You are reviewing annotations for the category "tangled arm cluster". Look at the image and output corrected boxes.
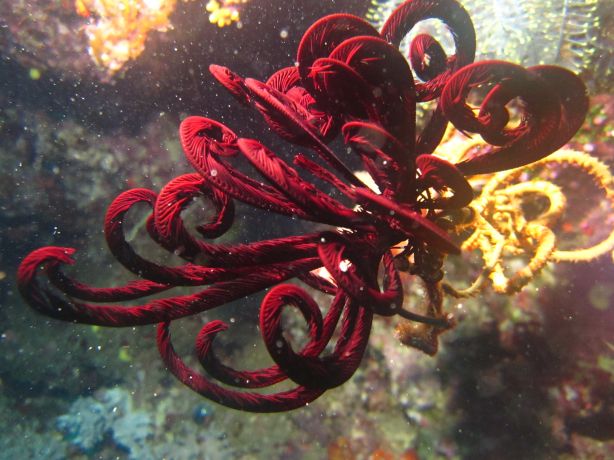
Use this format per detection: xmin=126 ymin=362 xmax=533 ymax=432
xmin=17 ymin=0 xmax=588 ymax=412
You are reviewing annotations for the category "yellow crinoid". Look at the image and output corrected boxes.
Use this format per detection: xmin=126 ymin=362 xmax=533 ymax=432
xmin=441 ymin=147 xmax=614 ymax=297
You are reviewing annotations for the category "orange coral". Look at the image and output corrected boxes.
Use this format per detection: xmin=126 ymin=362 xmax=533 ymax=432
xmin=79 ymin=0 xmax=178 ymax=75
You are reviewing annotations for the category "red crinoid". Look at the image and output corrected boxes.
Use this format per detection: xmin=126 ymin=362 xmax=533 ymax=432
xmin=17 ymin=0 xmax=588 ymax=412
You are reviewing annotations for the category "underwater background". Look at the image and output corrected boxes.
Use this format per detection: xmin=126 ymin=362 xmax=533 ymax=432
xmin=1 ymin=0 xmax=614 ymax=458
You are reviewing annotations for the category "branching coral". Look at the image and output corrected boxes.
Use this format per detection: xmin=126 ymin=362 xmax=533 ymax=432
xmin=442 ymin=149 xmax=614 ymax=297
